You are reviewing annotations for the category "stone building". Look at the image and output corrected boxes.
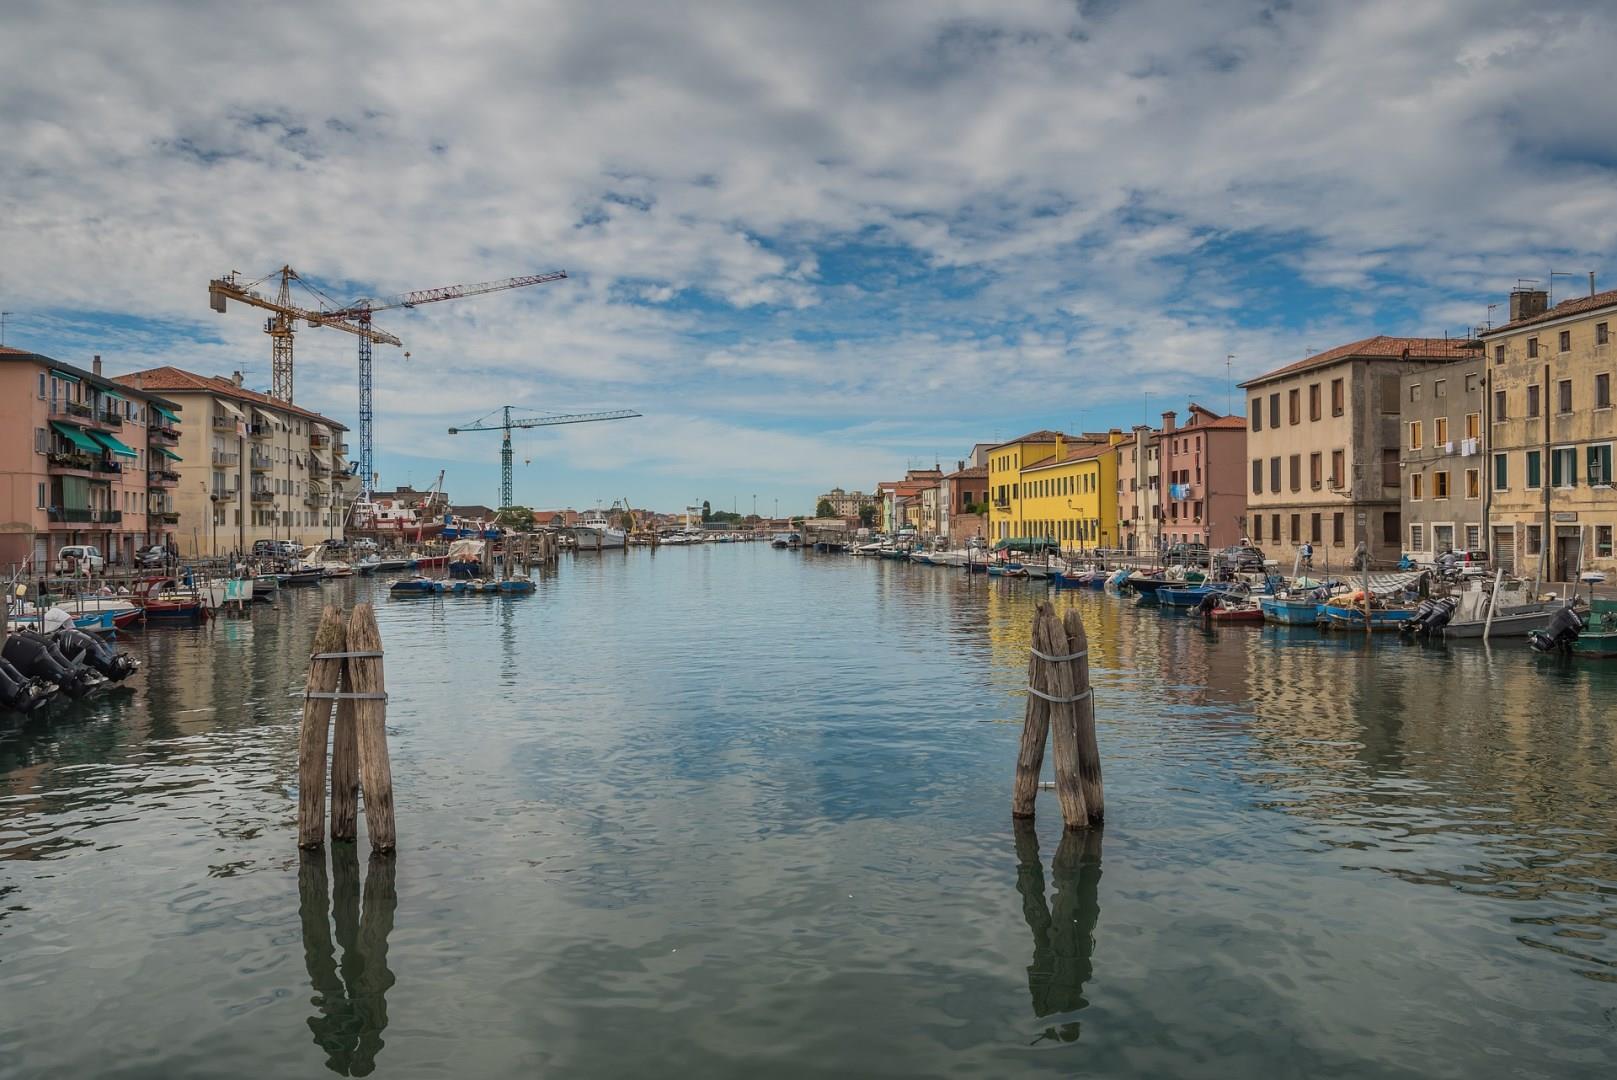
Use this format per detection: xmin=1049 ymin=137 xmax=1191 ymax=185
xmin=1400 ymin=357 xmax=1486 ymax=559
xmin=1156 ymin=404 xmax=1248 ymax=552
xmin=940 ymin=462 xmax=987 ymax=546
xmin=1240 ymin=337 xmax=1471 ymax=568
xmin=1480 ymin=285 xmax=1617 ymax=580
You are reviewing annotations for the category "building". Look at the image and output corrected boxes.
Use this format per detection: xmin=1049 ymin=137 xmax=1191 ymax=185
xmin=1240 ymin=337 xmax=1472 ymax=568
xmin=1113 ymin=425 xmax=1159 ymax=553
xmin=986 ymin=430 xmax=1067 ymax=542
xmin=1157 ymin=404 xmax=1248 ymax=552
xmin=1400 ymin=358 xmax=1486 ymax=560
xmin=1016 ymin=432 xmax=1126 ymax=551
xmin=116 ymin=366 xmax=352 ymax=557
xmin=941 ymin=462 xmax=988 ymax=547
xmin=1480 ymin=285 xmax=1617 ymax=580
xmin=918 ymin=482 xmax=942 ymax=537
xmin=816 ymin=487 xmax=871 ymax=517
xmin=0 ymin=348 xmax=185 ymax=570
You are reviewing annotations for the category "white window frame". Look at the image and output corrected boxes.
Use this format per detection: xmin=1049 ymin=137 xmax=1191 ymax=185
xmin=1432 ymin=521 xmax=1455 ymax=554
xmin=1409 ymin=523 xmax=1426 ymax=552
xmin=1552 ymin=444 xmax=1578 ymax=489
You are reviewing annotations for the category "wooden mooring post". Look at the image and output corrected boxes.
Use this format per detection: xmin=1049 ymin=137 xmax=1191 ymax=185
xmin=297 ymin=603 xmax=396 ymax=852
xmin=1011 ymin=601 xmax=1104 ymax=830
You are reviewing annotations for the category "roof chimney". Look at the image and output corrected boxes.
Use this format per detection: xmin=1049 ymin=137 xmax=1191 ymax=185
xmin=1509 ymin=287 xmax=1548 ymax=322
xmin=232 ymin=371 xmax=245 ymax=388
xmin=92 ymin=354 xmax=102 ymax=376
xmin=1054 ymin=434 xmax=1066 ymax=459
xmin=1161 ymin=410 xmax=1177 ymax=434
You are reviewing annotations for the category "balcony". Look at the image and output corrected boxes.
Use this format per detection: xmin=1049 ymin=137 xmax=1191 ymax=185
xmin=48 ymin=449 xmax=98 ymax=473
xmin=63 ymin=400 xmax=93 ymax=420
xmin=250 ymin=451 xmax=273 ymax=471
xmin=247 ymin=422 xmax=271 ymax=440
xmin=334 ymin=442 xmax=348 ymax=455
xmin=91 ymin=409 xmax=124 ymax=430
xmin=212 ymin=485 xmax=238 ymax=501
xmin=309 ymin=432 xmax=331 ymax=449
xmin=48 ymin=507 xmax=122 ymax=525
xmin=212 ymin=415 xmax=237 ymax=432
xmin=250 ymin=487 xmax=275 ymax=504
xmin=308 ymin=458 xmax=329 ymax=478
xmin=154 ymin=510 xmax=181 ymax=524
xmin=212 ymin=450 xmax=239 ymax=467
xmin=149 ymin=424 xmax=181 ymax=444
xmin=148 ymin=468 xmax=181 ymax=486
xmin=304 ymin=490 xmax=326 ymax=506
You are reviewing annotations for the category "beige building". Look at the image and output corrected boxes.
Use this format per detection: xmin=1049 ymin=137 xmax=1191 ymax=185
xmin=1240 ymin=337 xmax=1472 ymax=569
xmin=1400 ymin=358 xmax=1486 ymax=559
xmin=117 ymin=366 xmax=353 ymax=557
xmin=1112 ymin=425 xmax=1159 ymax=553
xmin=1480 ymin=286 xmax=1617 ymax=580
xmin=816 ymin=487 xmax=870 ymax=517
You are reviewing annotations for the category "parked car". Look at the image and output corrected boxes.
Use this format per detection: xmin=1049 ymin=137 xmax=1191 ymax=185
xmin=135 ymin=544 xmax=169 ymax=568
xmin=252 ymin=539 xmax=280 ymax=557
xmin=1162 ymin=542 xmax=1211 ymax=567
xmin=1217 ymin=545 xmax=1268 ymax=572
xmin=54 ymin=545 xmax=105 ymax=574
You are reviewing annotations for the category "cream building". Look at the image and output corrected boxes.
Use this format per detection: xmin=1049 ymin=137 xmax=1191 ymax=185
xmin=117 ymin=367 xmax=353 ymax=556
xmin=1480 ymin=286 xmax=1617 ymax=580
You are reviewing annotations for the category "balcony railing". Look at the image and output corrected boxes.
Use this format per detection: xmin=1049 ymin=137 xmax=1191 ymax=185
xmin=247 ymin=422 xmax=271 ymax=440
xmin=49 ymin=507 xmax=122 ymax=524
xmin=63 ymin=400 xmax=93 ymax=420
xmin=250 ymin=452 xmax=273 ymax=471
xmin=149 ymin=424 xmax=181 ymax=443
xmin=250 ymin=488 xmax=275 ymax=504
xmin=148 ymin=469 xmax=181 ymax=485
xmin=304 ymin=490 xmax=326 ymax=506
xmin=309 ymin=433 xmax=331 ymax=448
xmin=212 ymin=415 xmax=237 ymax=431
xmin=94 ymin=410 xmax=124 ymax=429
xmin=212 ymin=450 xmax=239 ymax=467
xmin=308 ymin=459 xmax=328 ymax=478
xmin=154 ymin=510 xmax=181 ymax=524
xmin=48 ymin=450 xmax=97 ymax=471
xmin=212 ymin=485 xmax=238 ymax=501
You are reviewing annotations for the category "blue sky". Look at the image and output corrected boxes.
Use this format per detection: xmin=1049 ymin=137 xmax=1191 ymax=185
xmin=3 ymin=0 xmax=1615 ymax=513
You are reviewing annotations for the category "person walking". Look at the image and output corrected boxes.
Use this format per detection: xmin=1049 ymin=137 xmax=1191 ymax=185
xmin=1300 ymin=540 xmax=1314 ymax=570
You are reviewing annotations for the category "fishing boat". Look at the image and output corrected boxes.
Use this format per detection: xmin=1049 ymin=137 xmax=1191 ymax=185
xmin=130 ymin=577 xmax=210 ymax=622
xmin=1408 ymin=577 xmax=1557 ymax=639
xmin=570 ymin=508 xmax=626 ymax=551
xmin=281 ymin=568 xmax=324 ymax=586
xmin=1259 ymin=595 xmax=1325 ymax=625
xmin=390 ymin=576 xmax=447 ymax=595
xmin=374 ymin=557 xmax=415 ymax=573
xmin=1160 ymin=581 xmax=1244 ymax=608
xmin=410 ymin=552 xmax=448 ymax=571
xmin=353 ymin=555 xmax=382 ymax=575
xmin=1571 ymin=598 xmax=1617 ymax=657
xmin=447 ymin=538 xmax=487 ymax=578
xmin=1320 ymin=600 xmax=1417 ymax=631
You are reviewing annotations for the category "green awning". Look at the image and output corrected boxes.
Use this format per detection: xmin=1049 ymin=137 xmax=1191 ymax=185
xmin=50 ymin=421 xmax=99 ymax=453
xmin=87 ymin=429 xmax=138 ymax=458
xmin=157 ymin=447 xmax=183 ymax=462
xmin=101 ymin=387 xmax=126 ymax=401
xmin=51 ymin=369 xmax=81 ymax=384
xmin=152 ymin=403 xmax=181 ymax=424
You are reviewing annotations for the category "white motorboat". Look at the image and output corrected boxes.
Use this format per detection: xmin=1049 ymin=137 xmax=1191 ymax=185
xmin=570 ymin=509 xmax=626 ymax=551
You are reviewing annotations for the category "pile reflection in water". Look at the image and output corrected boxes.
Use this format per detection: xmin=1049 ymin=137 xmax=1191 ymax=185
xmin=298 ymin=847 xmax=397 ymax=1077
xmin=1012 ymin=819 xmax=1102 ymax=1044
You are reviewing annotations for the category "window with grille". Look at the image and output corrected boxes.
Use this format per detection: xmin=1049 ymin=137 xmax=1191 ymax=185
xmin=1410 ymin=524 xmax=1424 ymax=551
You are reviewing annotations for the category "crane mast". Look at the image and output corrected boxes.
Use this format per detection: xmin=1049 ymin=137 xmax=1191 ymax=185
xmin=448 ymin=405 xmax=641 ymax=508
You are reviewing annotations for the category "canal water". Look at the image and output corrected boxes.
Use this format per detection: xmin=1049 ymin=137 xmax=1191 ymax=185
xmin=2 ymin=546 xmax=1615 ymax=1077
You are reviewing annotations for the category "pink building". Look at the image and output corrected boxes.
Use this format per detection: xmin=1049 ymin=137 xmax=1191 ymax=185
xmin=1157 ymin=403 xmax=1248 ymax=551
xmin=0 ymin=348 xmax=184 ymax=571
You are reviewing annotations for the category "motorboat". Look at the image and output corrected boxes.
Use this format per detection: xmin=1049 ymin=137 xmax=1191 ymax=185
xmin=570 ymin=509 xmax=626 ymax=551
xmin=447 ymin=537 xmax=487 ymax=578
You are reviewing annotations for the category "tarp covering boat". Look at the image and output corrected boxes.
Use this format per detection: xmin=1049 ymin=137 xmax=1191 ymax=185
xmin=991 ymin=537 xmax=1060 ymax=553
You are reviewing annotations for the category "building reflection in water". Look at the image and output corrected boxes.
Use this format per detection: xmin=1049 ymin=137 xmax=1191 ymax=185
xmin=1013 ymin=820 xmax=1102 ymax=1044
xmin=298 ymin=846 xmax=397 ymax=1077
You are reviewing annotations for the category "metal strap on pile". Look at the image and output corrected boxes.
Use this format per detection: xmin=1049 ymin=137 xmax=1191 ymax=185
xmin=309 ymin=651 xmax=385 ymax=660
xmin=304 ymin=690 xmax=389 ymax=701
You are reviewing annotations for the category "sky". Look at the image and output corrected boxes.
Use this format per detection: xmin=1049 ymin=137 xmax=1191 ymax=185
xmin=3 ymin=0 xmax=1616 ymax=515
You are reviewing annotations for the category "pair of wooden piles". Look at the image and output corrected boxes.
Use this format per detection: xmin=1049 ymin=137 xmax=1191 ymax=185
xmin=1012 ymin=601 xmax=1104 ymax=830
xmin=534 ymin=531 xmax=560 ymax=569
xmin=298 ymin=603 xmax=395 ymax=852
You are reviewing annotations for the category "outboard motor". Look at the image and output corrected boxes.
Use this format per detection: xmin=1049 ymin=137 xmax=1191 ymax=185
xmin=52 ymin=627 xmax=139 ymax=682
xmin=1528 ymin=603 xmax=1585 ymax=654
xmin=1421 ymin=595 xmax=1459 ymax=634
xmin=0 ymin=654 xmax=52 ymax=713
xmin=1400 ymin=598 xmax=1440 ymax=637
xmin=1 ymin=631 xmax=104 ymax=697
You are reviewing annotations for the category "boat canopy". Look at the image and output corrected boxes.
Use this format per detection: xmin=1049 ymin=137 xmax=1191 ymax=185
xmin=992 ymin=536 xmax=1061 ymax=553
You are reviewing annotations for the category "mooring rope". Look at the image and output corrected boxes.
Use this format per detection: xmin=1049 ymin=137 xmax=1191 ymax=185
xmin=1029 ymin=647 xmax=1088 ymax=663
xmin=1023 ymin=686 xmax=1093 ymax=704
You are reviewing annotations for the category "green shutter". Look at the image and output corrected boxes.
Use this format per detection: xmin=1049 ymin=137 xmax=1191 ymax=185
xmin=1527 ymin=451 xmax=1541 ymax=488
xmin=61 ymin=475 xmax=90 ymax=509
xmin=1589 ymin=445 xmax=1612 ymax=486
xmin=1494 ymin=454 xmax=1508 ymax=491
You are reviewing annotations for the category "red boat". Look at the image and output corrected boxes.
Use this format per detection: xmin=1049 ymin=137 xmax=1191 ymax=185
xmin=131 ymin=577 xmax=210 ymax=622
xmin=412 ymin=554 xmax=448 ymax=571
xmin=1208 ymin=602 xmax=1264 ymax=623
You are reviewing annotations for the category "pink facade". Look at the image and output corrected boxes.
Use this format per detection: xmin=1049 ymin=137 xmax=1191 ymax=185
xmin=1157 ymin=404 xmax=1249 ymax=550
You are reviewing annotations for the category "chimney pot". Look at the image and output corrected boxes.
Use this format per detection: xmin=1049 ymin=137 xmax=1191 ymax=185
xmin=232 ymin=371 xmax=244 ymax=388
xmin=1161 ymin=410 xmax=1177 ymax=434
xmin=92 ymin=354 xmax=102 ymax=376
xmin=1509 ymin=288 xmax=1548 ymax=322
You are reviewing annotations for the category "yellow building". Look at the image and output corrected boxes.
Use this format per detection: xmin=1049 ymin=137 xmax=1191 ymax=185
xmin=986 ymin=429 xmax=1125 ymax=551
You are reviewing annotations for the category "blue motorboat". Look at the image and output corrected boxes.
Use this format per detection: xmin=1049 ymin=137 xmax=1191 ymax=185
xmin=390 ymin=577 xmax=446 ymax=595
xmin=1259 ymin=596 xmax=1324 ymax=625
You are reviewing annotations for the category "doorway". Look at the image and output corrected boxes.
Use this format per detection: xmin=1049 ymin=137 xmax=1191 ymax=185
xmin=1554 ymin=526 xmax=1582 ymax=582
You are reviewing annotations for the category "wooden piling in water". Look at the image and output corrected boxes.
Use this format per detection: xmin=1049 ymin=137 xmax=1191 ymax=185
xmin=330 ymin=687 xmax=360 ymax=842
xmin=1012 ymin=601 xmax=1104 ymax=830
xmin=1062 ymin=609 xmax=1104 ymax=825
xmin=1011 ymin=602 xmax=1054 ymax=818
xmin=297 ymin=606 xmax=348 ymax=849
xmin=1041 ymin=609 xmax=1089 ymax=829
xmin=346 ymin=603 xmax=396 ymax=853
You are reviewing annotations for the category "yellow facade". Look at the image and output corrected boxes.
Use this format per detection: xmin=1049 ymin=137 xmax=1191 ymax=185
xmin=986 ymin=431 xmax=1124 ymax=550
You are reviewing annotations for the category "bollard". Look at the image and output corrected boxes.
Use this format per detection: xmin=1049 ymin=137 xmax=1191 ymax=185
xmin=297 ymin=607 xmax=347 ymax=849
xmin=346 ymin=604 xmax=395 ymax=853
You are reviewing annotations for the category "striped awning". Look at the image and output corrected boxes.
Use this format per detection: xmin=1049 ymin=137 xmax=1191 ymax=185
xmin=214 ymin=397 xmax=245 ymax=420
xmin=50 ymin=421 xmax=98 ymax=452
xmin=88 ymin=429 xmax=138 ymax=458
xmin=253 ymin=406 xmax=277 ymax=426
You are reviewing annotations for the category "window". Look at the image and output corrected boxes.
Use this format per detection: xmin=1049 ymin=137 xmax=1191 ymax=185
xmin=1408 ymin=421 xmax=1423 ymax=450
xmin=1558 ymin=379 xmax=1572 ymax=413
xmin=36 ymin=483 xmax=46 ymax=509
xmin=1251 ymin=459 xmax=1263 ymax=494
xmin=1527 ymin=336 xmax=1539 ymax=358
xmin=1589 ymin=444 xmax=1613 ymax=486
xmin=1288 ymin=388 xmax=1300 ymax=425
xmin=1525 ymin=525 xmax=1542 ymax=556
xmin=1409 ymin=383 xmax=1422 ymax=403
xmin=1331 ymin=378 xmax=1344 ymax=416
xmin=1598 ymin=525 xmax=1614 ymax=559
xmin=1559 ymin=330 xmax=1571 ymax=352
xmin=1289 ymin=454 xmax=1301 ymax=492
xmin=1434 ymin=471 xmax=1449 ymax=499
xmin=1526 ymin=450 xmax=1541 ymax=489
xmin=34 ymin=427 xmax=47 ymax=454
xmin=1309 ymin=383 xmax=1321 ymax=421
xmin=1270 ymin=457 xmax=1281 ymax=493
xmin=1410 ymin=523 xmax=1425 ymax=552
xmin=1253 ymin=516 xmax=1263 ymax=542
xmin=1310 ymin=452 xmax=1322 ymax=490
xmin=1333 ymin=512 xmax=1344 ymax=545
xmin=37 ymin=373 xmax=46 ymax=399
xmin=1551 ymin=446 xmax=1577 ymax=488
xmin=1465 ymin=469 xmax=1479 ymax=499
xmin=1290 ymin=513 xmax=1300 ymax=543
xmin=1251 ymin=399 xmax=1262 ymax=432
xmin=1465 ymin=412 xmax=1480 ymax=440
xmin=1599 ymin=373 xmax=1612 ymax=409
xmin=1409 ymin=473 xmax=1423 ymax=500
xmin=1494 ymin=389 xmax=1507 ymax=419
xmin=1269 ymin=393 xmax=1280 ymax=428
xmin=1527 ymin=384 xmax=1541 ymax=417
xmin=1466 ymin=524 xmax=1480 ymax=550
xmin=1434 ymin=379 xmax=1446 ymax=398
xmin=1310 ymin=512 xmax=1321 ymax=543
xmin=1435 ymin=417 xmax=1448 ymax=445
xmin=1434 ymin=524 xmax=1454 ymax=553
xmin=1494 ymin=344 xmax=1505 ymax=365
xmin=1598 ymin=323 xmax=1609 ymax=346
xmin=1383 ymin=511 xmax=1401 ymax=544
xmin=1331 ymin=449 xmax=1345 ymax=488
xmin=1270 ymin=513 xmax=1280 ymax=542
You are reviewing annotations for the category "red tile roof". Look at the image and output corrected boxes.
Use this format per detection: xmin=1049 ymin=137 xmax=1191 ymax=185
xmin=1484 ymin=288 xmax=1617 ymax=334
xmin=116 ymin=366 xmax=349 ymax=430
xmin=1021 ymin=438 xmax=1114 ymax=471
xmin=1175 ymin=403 xmax=1247 ymax=430
xmin=944 ymin=465 xmax=988 ymax=479
xmin=986 ymin=429 xmax=1070 ymax=450
xmin=1239 ymin=336 xmax=1474 ymax=388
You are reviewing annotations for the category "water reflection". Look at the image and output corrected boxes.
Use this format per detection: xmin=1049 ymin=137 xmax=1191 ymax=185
xmin=1012 ymin=820 xmax=1103 ymax=1043
xmin=298 ymin=847 xmax=397 ymax=1077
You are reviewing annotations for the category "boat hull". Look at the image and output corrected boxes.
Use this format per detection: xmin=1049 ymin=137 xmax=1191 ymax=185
xmin=1260 ymin=597 xmax=1324 ymax=625
xmin=1433 ymin=608 xmax=1555 ymax=639
xmin=1322 ymin=606 xmax=1415 ymax=630
xmin=571 ymin=527 xmax=626 ymax=551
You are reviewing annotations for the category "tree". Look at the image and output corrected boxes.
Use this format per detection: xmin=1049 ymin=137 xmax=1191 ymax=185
xmin=816 ymin=498 xmax=835 ymax=518
xmin=495 ymin=505 xmax=534 ymax=531
xmin=857 ymin=504 xmax=876 ymax=528
xmin=701 ymin=500 xmax=711 ymax=522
